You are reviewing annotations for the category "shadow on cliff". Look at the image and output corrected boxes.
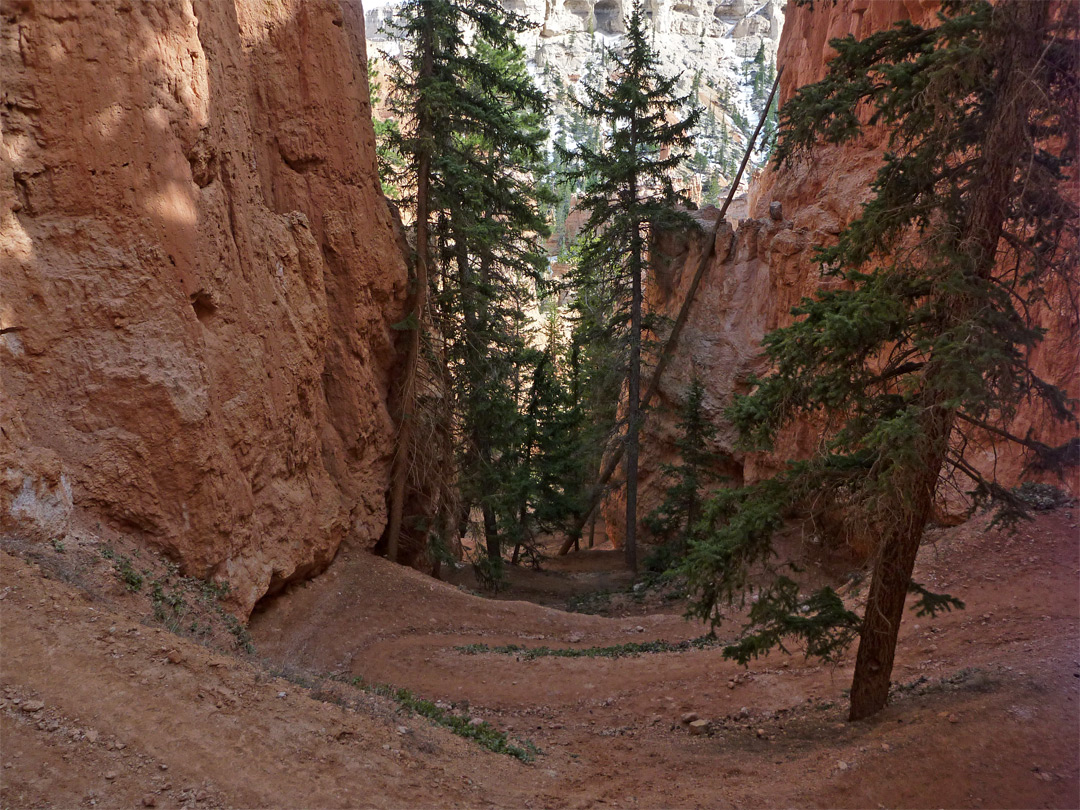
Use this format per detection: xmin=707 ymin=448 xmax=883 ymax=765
xmin=2 ymin=0 xmax=408 ymax=615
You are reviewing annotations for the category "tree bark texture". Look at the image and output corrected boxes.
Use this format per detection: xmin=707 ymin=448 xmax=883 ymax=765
xmin=386 ymin=15 xmax=434 ymax=563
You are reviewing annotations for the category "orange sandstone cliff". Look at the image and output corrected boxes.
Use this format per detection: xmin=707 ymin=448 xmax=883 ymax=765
xmin=605 ymin=0 xmax=1079 ymax=548
xmin=1 ymin=0 xmax=407 ymax=614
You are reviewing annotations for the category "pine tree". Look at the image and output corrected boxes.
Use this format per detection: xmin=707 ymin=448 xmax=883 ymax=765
xmin=684 ymin=0 xmax=1078 ymax=720
xmin=644 ymin=377 xmax=726 ymax=571
xmin=564 ymin=0 xmax=701 ymax=571
xmin=439 ymin=39 xmax=551 ymax=577
xmin=383 ymin=0 xmax=551 ymax=568
xmin=367 ymin=57 xmax=404 ymax=198
xmin=518 ymin=336 xmax=589 ymax=558
xmin=747 ymin=42 xmax=769 ymax=107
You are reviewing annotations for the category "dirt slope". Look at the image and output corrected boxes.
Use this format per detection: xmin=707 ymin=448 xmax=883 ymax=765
xmin=3 ymin=508 xmax=1078 ymax=808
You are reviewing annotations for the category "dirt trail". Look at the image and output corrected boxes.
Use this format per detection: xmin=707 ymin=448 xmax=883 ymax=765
xmin=2 ymin=510 xmax=1078 ymax=808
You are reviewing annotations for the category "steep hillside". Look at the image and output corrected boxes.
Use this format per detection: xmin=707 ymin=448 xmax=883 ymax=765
xmin=367 ymin=0 xmax=786 ymax=210
xmin=367 ymin=0 xmax=785 ymax=98
xmin=0 ymin=0 xmax=407 ymax=615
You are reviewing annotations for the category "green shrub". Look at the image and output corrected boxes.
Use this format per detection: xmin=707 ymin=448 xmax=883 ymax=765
xmin=115 ymin=557 xmax=143 ymax=592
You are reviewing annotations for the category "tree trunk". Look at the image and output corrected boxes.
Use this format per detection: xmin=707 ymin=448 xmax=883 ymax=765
xmin=625 ymin=146 xmax=642 ymax=573
xmin=848 ymin=409 xmax=952 ymax=720
xmin=483 ymin=504 xmax=500 ymax=562
xmin=682 ymin=485 xmax=698 ymax=555
xmin=456 ymin=499 xmax=471 ymax=542
xmin=385 ymin=12 xmax=434 ymax=564
xmin=625 ymin=244 xmax=641 ymax=573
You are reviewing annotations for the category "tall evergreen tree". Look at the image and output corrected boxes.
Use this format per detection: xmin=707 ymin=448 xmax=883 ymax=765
xmin=439 ymin=36 xmax=550 ymax=572
xmin=557 ymin=236 xmax=628 ymax=552
xmin=383 ymin=0 xmax=550 ymax=566
xmin=645 ymin=376 xmax=726 ymax=566
xmin=564 ymin=0 xmax=701 ymax=572
xmin=684 ymin=0 xmax=1078 ymax=720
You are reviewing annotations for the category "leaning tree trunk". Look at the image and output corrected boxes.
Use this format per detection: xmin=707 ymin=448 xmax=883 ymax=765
xmin=848 ymin=408 xmax=953 ymax=720
xmin=556 ymin=69 xmax=782 ymax=557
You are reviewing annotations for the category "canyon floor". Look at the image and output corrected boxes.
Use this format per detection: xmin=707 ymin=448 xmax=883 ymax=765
xmin=1 ymin=508 xmax=1078 ymax=809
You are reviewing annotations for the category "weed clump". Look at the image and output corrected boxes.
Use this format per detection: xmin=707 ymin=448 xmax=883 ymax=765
xmin=342 ymin=676 xmax=538 ymax=762
xmin=115 ymin=556 xmax=143 ymax=592
xmin=456 ymin=636 xmax=720 ymax=660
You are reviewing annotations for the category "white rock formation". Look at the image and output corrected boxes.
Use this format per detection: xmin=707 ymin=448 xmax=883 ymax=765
xmin=367 ymin=0 xmax=786 ymax=168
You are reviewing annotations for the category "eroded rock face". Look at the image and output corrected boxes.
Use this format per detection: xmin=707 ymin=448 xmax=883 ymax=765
xmin=606 ymin=0 xmax=1078 ymax=548
xmin=517 ymin=0 xmax=785 ymax=104
xmin=368 ymin=0 xmax=786 ymax=193
xmin=1 ymin=0 xmax=407 ymax=614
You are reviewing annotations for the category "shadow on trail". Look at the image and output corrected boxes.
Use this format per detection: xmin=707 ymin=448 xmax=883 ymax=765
xmin=442 ymin=542 xmax=649 ymax=614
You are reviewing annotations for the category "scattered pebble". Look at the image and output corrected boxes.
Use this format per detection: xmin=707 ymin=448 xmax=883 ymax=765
xmin=836 ymin=761 xmax=849 ymax=772
xmin=20 ymin=701 xmax=44 ymax=713
xmin=680 ymin=712 xmax=699 ymax=725
xmin=689 ymin=720 xmax=709 ymax=736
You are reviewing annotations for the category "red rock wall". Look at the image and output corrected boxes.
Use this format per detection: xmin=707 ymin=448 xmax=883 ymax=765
xmin=1 ymin=0 xmax=407 ymax=614
xmin=748 ymin=0 xmax=1078 ymax=493
xmin=606 ymin=0 xmax=1078 ymax=548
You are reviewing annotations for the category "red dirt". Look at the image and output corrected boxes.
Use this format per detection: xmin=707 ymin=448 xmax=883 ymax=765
xmin=2 ymin=509 xmax=1078 ymax=808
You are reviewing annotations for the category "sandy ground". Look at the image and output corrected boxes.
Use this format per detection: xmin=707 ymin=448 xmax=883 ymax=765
xmin=2 ymin=508 xmax=1078 ymax=808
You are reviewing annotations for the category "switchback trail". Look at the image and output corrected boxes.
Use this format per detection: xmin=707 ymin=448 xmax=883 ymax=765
xmin=2 ymin=510 xmax=1077 ymax=808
